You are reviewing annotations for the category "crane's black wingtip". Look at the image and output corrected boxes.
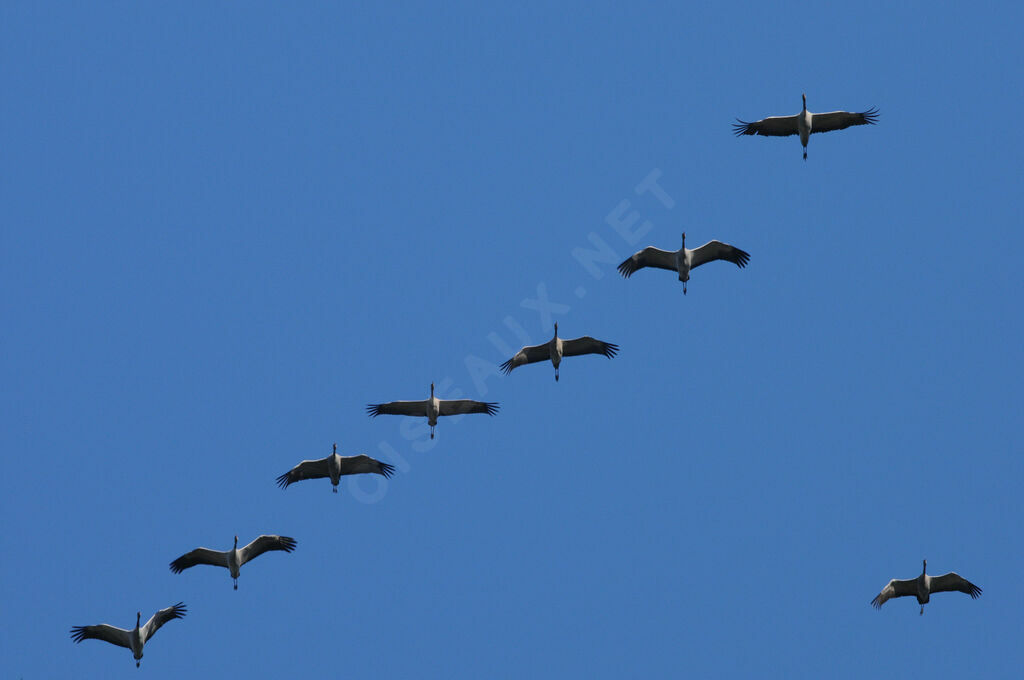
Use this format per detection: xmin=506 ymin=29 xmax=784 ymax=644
xmin=366 ymin=404 xmax=381 ymax=417
xmin=616 ymin=260 xmax=634 ymax=278
xmin=499 ymin=358 xmax=514 ymax=375
xmin=605 ymin=342 xmax=619 ymax=358
xmin=379 ymin=462 xmax=396 ymax=478
xmin=275 ymin=472 xmax=292 ymax=489
xmin=279 ymin=536 xmax=297 ymax=552
xmin=732 ymin=119 xmax=754 ymax=136
xmin=70 ymin=626 xmax=86 ymax=642
xmin=484 ymin=402 xmax=500 ymax=416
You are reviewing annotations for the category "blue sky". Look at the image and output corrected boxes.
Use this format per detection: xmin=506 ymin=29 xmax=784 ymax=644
xmin=3 ymin=2 xmax=1023 ymax=677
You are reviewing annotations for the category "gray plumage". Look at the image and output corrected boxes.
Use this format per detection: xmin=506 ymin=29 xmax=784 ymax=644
xmin=500 ymin=323 xmax=618 ymax=381
xmin=367 ymin=382 xmax=499 ymax=439
xmin=871 ymin=560 xmax=982 ymax=614
xmin=734 ymin=93 xmax=878 ymax=159
xmin=277 ymin=443 xmax=395 ymax=493
xmin=70 ymin=602 xmax=186 ymax=667
xmin=170 ymin=535 xmax=296 ymax=589
xmin=618 ymin=232 xmax=749 ymax=294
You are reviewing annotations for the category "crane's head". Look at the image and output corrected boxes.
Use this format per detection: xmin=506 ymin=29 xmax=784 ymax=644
xmin=430 ymin=382 xmax=435 ymax=395
xmin=554 ymin=322 xmax=558 ymax=334
xmin=681 ymin=232 xmax=686 ymax=246
xmin=802 ymin=93 xmax=806 ymax=104
xmin=332 ymin=443 xmax=337 ymax=454
xmin=234 ymin=535 xmax=239 ymax=548
xmin=922 ymin=558 xmax=927 ymax=572
xmin=136 ymin=611 xmax=141 ymax=625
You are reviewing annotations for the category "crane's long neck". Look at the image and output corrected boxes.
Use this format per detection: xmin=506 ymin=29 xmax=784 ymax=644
xmin=802 ymin=93 xmax=807 ymax=112
xmin=922 ymin=559 xmax=927 ymax=575
xmin=134 ymin=613 xmax=143 ymax=666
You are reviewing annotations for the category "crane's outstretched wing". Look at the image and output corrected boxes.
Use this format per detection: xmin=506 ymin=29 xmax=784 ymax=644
xmin=810 ymin=108 xmax=878 ymax=134
xmin=500 ymin=343 xmax=550 ymax=374
xmin=871 ymin=578 xmax=918 ymax=608
xmin=617 ymin=247 xmax=676 ymax=278
xmin=70 ymin=623 xmax=132 ymax=649
xmin=689 ymin=241 xmax=750 ymax=270
xmin=170 ymin=547 xmax=229 ymax=573
xmin=340 ymin=454 xmax=395 ymax=478
xmin=239 ymin=535 xmax=297 ymax=566
xmin=929 ymin=573 xmax=982 ymax=599
xmin=438 ymin=400 xmax=499 ymax=417
xmin=140 ymin=602 xmax=187 ymax=643
xmin=732 ymin=115 xmax=800 ymax=137
xmin=561 ymin=337 xmax=619 ymax=360
xmin=277 ymin=457 xmax=331 ymax=488
xmin=366 ymin=400 xmax=428 ymax=417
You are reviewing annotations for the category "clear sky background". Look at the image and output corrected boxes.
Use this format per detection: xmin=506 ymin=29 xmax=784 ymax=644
xmin=3 ymin=2 xmax=1022 ymax=678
